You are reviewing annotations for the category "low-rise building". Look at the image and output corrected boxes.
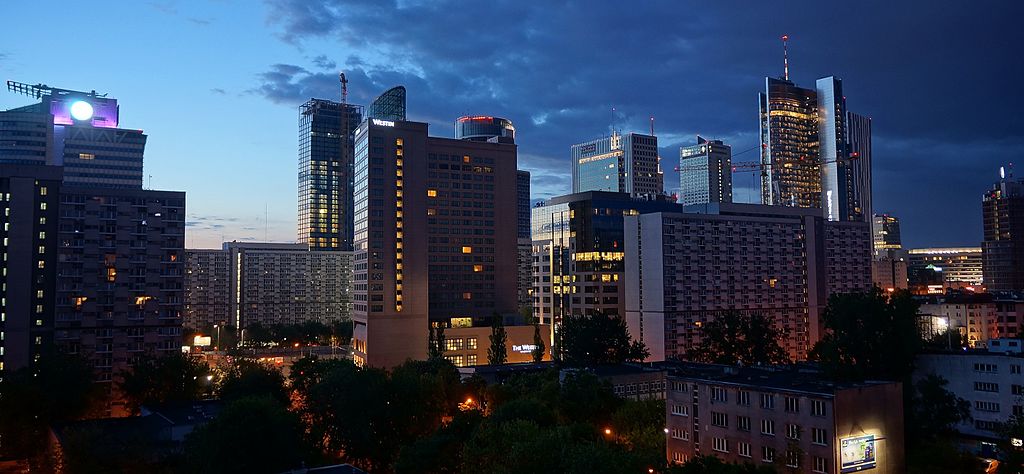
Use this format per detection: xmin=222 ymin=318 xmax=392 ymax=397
xmin=665 ymin=362 xmax=904 ymax=473
xmin=442 ymin=323 xmax=551 ymax=367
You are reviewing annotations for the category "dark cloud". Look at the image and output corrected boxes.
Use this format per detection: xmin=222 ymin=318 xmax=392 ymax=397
xmin=258 ymin=0 xmax=1024 ymax=247
xmin=210 ymin=87 xmax=227 ymax=95
xmin=310 ymin=55 xmax=337 ymax=70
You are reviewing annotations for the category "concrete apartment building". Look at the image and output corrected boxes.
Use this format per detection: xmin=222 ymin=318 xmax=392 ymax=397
xmin=183 ymin=243 xmax=352 ymax=331
xmin=351 ymin=117 xmax=519 ymax=368
xmin=665 ymin=362 xmax=904 ymax=473
xmin=983 ymin=174 xmax=1024 ymax=293
xmin=624 ymin=203 xmax=872 ymax=361
xmin=918 ymin=293 xmax=1024 ymax=346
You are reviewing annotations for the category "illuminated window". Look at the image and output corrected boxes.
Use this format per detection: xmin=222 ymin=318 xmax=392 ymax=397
xmin=106 ymin=267 xmax=117 ymax=282
xmin=462 ymin=292 xmax=472 ymax=300
xmin=466 ymin=337 xmax=478 ymax=349
xmin=473 ymin=264 xmax=483 ymax=272
xmin=396 ymin=138 xmax=403 ymax=146
xmin=427 ymin=208 xmax=436 ymax=216
xmin=463 ymin=155 xmax=471 ymax=163
xmin=427 ymin=189 xmax=437 ymax=197
xmin=462 ymin=246 xmax=472 ymax=254
xmin=79 ymin=153 xmax=95 ymax=160
xmin=74 ymin=296 xmax=87 ymax=310
xmin=39 ymin=187 xmax=47 ymax=196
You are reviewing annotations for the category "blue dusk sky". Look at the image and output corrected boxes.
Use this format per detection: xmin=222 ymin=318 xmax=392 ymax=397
xmin=1 ymin=1 xmax=1021 ymax=248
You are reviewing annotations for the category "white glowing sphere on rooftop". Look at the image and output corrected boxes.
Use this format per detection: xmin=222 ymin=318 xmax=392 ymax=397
xmin=70 ymin=100 xmax=94 ymax=121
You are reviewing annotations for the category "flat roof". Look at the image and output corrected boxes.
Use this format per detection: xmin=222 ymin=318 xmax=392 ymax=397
xmin=657 ymin=361 xmax=894 ymax=397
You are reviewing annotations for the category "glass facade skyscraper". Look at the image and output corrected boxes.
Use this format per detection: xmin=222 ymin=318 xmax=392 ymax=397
xmin=298 ymin=98 xmax=363 ymax=251
xmin=678 ymin=136 xmax=732 ymax=206
xmin=366 ymin=86 xmax=407 ymax=121
xmin=983 ymin=175 xmax=1024 ymax=292
xmin=571 ymin=132 xmax=662 ymax=198
xmin=759 ymin=77 xmax=819 ymax=208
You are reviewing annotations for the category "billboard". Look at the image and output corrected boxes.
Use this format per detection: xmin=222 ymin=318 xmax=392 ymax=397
xmin=193 ymin=335 xmax=212 ymax=347
xmin=840 ymin=434 xmax=876 ymax=472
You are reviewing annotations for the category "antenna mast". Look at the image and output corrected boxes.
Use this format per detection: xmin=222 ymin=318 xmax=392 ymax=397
xmin=782 ymin=35 xmax=790 ymax=80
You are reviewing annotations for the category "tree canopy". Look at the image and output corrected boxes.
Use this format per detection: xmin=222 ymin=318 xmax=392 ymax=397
xmin=690 ymin=311 xmax=789 ymax=366
xmin=558 ymin=313 xmax=649 ymax=366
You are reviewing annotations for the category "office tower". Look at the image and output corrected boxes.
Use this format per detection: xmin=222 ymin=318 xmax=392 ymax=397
xmin=351 ymin=116 xmax=519 ymax=367
xmin=872 ymin=214 xmax=902 ymax=255
xmin=298 ymin=98 xmax=364 ymax=251
xmin=55 ymin=186 xmax=185 ymax=416
xmin=759 ymin=77 xmax=819 ymax=208
xmin=847 ymin=111 xmax=873 ymax=222
xmin=817 ymin=77 xmax=852 ymax=221
xmin=455 ymin=116 xmax=516 ymax=143
xmin=183 ymin=243 xmax=352 ymax=331
xmin=624 ymin=203 xmax=872 ymax=361
xmin=531 ymin=192 xmax=680 ymax=336
xmin=571 ymin=131 xmax=662 ymax=198
xmin=678 ymin=136 xmax=732 ymax=206
xmin=907 ymin=247 xmax=984 ymax=294
xmin=4 ymin=81 xmax=145 ymax=188
xmin=665 ymin=362 xmax=905 ymax=472
xmin=516 ymin=170 xmax=532 ymax=310
xmin=983 ymin=172 xmax=1024 ymax=292
xmin=366 ymin=86 xmax=407 ymax=121
xmin=0 ymin=165 xmax=61 ymax=375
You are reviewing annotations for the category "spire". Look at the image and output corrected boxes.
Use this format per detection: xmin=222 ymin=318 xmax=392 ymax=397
xmin=782 ymin=35 xmax=790 ymax=80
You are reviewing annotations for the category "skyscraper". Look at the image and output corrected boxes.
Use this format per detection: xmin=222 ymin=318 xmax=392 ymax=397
xmin=572 ymin=132 xmax=662 ymax=198
xmin=983 ymin=171 xmax=1024 ymax=292
xmin=366 ymin=86 xmax=407 ymax=121
xmin=351 ymin=114 xmax=519 ymax=367
xmin=847 ymin=111 xmax=873 ymax=222
xmin=455 ymin=116 xmax=515 ymax=143
xmin=817 ymin=77 xmax=872 ymax=222
xmin=873 ymin=214 xmax=902 ymax=255
xmin=678 ymin=136 xmax=732 ymax=206
xmin=516 ymin=170 xmax=532 ymax=310
xmin=759 ymin=76 xmax=819 ymax=208
xmin=298 ymin=98 xmax=363 ymax=251
xmin=3 ymin=81 xmax=146 ymax=189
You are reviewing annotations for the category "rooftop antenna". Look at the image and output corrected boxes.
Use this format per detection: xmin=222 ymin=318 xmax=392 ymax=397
xmin=649 ymin=116 xmax=655 ymax=136
xmin=782 ymin=35 xmax=790 ymax=80
xmin=147 ymin=174 xmax=152 ymax=189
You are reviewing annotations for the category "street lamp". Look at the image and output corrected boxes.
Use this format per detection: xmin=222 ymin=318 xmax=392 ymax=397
xmin=214 ymin=324 xmax=221 ymax=349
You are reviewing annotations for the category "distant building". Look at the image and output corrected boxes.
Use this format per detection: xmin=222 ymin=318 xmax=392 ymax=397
xmin=55 ymin=185 xmax=186 ymax=416
xmin=872 ymin=214 xmax=902 ymax=255
xmin=351 ymin=114 xmax=519 ymax=368
xmin=678 ymin=136 xmax=732 ymax=206
xmin=298 ymin=98 xmax=364 ymax=251
xmin=918 ymin=293 xmax=1024 ymax=347
xmin=3 ymin=81 xmax=146 ymax=189
xmin=183 ymin=243 xmax=352 ymax=332
xmin=441 ymin=323 xmax=552 ymax=367
xmin=759 ymin=77 xmax=820 ymax=208
xmin=664 ymin=361 xmax=904 ymax=473
xmin=571 ymin=132 xmax=662 ymax=199
xmin=872 ymin=256 xmax=909 ymax=292
xmin=516 ymin=170 xmax=532 ymax=310
xmin=625 ymin=203 xmax=872 ymax=361
xmin=983 ymin=172 xmax=1024 ymax=293
xmin=366 ymin=86 xmax=406 ymax=122
xmin=454 ymin=116 xmax=515 ymax=143
xmin=0 ymin=165 xmax=61 ymax=375
xmin=907 ymin=247 xmax=984 ymax=293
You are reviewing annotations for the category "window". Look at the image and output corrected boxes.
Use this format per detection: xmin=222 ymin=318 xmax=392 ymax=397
xmin=671 ymin=452 xmax=687 ymax=464
xmin=762 ymin=446 xmax=775 ymax=463
xmin=737 ymin=390 xmax=751 ymax=406
xmin=670 ymin=428 xmax=689 ymax=440
xmin=761 ymin=419 xmax=775 ymax=435
xmin=712 ymin=437 xmax=729 ymax=453
xmin=671 ymin=404 xmax=689 ymax=417
xmin=976 ymin=420 xmax=1000 ymax=431
xmin=813 ymin=456 xmax=828 ymax=473
xmin=711 ymin=386 xmax=727 ymax=402
xmin=786 ymin=423 xmax=801 ymax=440
xmin=467 ymin=355 xmax=478 ymax=365
xmin=811 ymin=399 xmax=826 ymax=417
xmin=672 ymin=381 xmax=688 ymax=392
xmin=975 ymin=401 xmax=1001 ymax=412
xmin=975 ymin=382 xmax=1000 ymax=392
xmin=760 ymin=393 xmax=775 ymax=409
xmin=1013 ymin=384 xmax=1024 ymax=395
xmin=444 ymin=338 xmax=463 ymax=351
xmin=812 ymin=427 xmax=827 ymax=445
xmin=1013 ymin=364 xmax=1022 ymax=375
xmin=466 ymin=337 xmax=478 ymax=350
xmin=462 ymin=246 xmax=473 ymax=254
xmin=427 ymin=189 xmax=437 ymax=197
xmin=786 ymin=450 xmax=800 ymax=468
xmin=738 ymin=442 xmax=751 ymax=458
xmin=974 ymin=363 xmax=998 ymax=373
xmin=711 ymin=411 xmax=728 ymax=428
xmin=737 ymin=415 xmax=751 ymax=432
xmin=784 ymin=396 xmax=799 ymax=413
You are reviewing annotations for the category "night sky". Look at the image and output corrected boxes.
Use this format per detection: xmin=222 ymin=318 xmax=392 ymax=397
xmin=1 ymin=1 xmax=1021 ymax=248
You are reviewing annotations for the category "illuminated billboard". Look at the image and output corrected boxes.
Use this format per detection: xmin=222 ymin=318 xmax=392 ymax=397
xmin=840 ymin=434 xmax=876 ymax=472
xmin=193 ymin=335 xmax=212 ymax=347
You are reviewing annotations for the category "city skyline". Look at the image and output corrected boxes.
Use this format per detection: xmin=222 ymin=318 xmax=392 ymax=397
xmin=1 ymin=1 xmax=1021 ymax=249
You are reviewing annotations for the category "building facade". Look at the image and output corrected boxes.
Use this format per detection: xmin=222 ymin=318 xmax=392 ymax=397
xmin=298 ymin=98 xmax=364 ymax=251
xmin=366 ymin=86 xmax=407 ymax=122
xmin=0 ymin=165 xmax=61 ymax=375
xmin=441 ymin=324 xmax=551 ymax=367
xmin=454 ymin=116 xmax=515 ymax=143
xmin=183 ymin=243 xmax=352 ymax=332
xmin=678 ymin=136 xmax=732 ymax=206
xmin=907 ymin=247 xmax=984 ymax=293
xmin=759 ymin=77 xmax=820 ymax=208
xmin=872 ymin=214 xmax=902 ymax=256
xmin=571 ymin=132 xmax=662 ymax=199
xmin=983 ymin=174 xmax=1024 ymax=293
xmin=55 ymin=186 xmax=186 ymax=416
xmin=665 ymin=362 xmax=905 ymax=473
xmin=351 ymin=116 xmax=519 ymax=367
xmin=517 ymin=170 xmax=532 ymax=310
xmin=624 ymin=203 xmax=872 ymax=361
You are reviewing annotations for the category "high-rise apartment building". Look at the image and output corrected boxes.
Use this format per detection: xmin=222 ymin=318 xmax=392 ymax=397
xmin=624 ymin=203 xmax=872 ymax=361
xmin=3 ymin=81 xmax=146 ymax=189
xmin=572 ymin=132 xmax=662 ymax=198
xmin=351 ymin=116 xmax=519 ymax=367
xmin=55 ymin=186 xmax=186 ymax=415
xmin=183 ymin=243 xmax=352 ymax=331
xmin=0 ymin=165 xmax=61 ymax=375
xmin=759 ymin=77 xmax=819 ymax=208
xmin=516 ymin=170 xmax=532 ymax=310
xmin=678 ymin=136 xmax=732 ymax=206
xmin=298 ymin=98 xmax=364 ymax=251
xmin=983 ymin=173 xmax=1024 ymax=293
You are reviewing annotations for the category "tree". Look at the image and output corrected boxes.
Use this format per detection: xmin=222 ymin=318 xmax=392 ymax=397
xmin=997 ymin=416 xmax=1024 ymax=473
xmin=118 ymin=352 xmax=211 ymax=414
xmin=666 ymin=455 xmax=778 ymax=473
xmin=184 ymin=396 xmax=313 ymax=473
xmin=691 ymin=311 xmax=789 ymax=365
xmin=532 ymin=322 xmax=546 ymax=363
xmin=907 ymin=374 xmax=971 ymax=442
xmin=559 ymin=313 xmax=649 ymax=367
xmin=488 ymin=315 xmax=508 ymax=365
xmin=220 ymin=359 xmax=289 ymax=405
xmin=810 ymin=288 xmax=920 ymax=381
